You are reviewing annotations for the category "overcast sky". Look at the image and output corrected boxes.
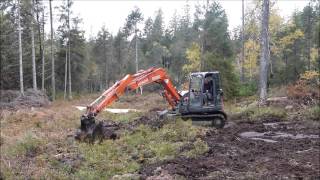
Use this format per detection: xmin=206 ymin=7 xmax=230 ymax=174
xmin=48 ymin=0 xmax=309 ymax=39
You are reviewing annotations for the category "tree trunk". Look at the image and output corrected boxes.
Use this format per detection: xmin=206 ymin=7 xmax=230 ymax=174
xmin=307 ymin=2 xmax=311 ymax=70
xmin=49 ymin=0 xmax=55 ymax=100
xmin=31 ymin=0 xmax=37 ymax=90
xmin=135 ymin=25 xmax=142 ymax=94
xmin=18 ymin=0 xmax=24 ymax=95
xmin=35 ymin=0 xmax=44 ymax=91
xmin=104 ymin=39 xmax=108 ymax=89
xmin=67 ymin=0 xmax=72 ymax=99
xmin=240 ymin=0 xmax=245 ymax=82
xmin=259 ymin=0 xmax=270 ymax=105
xmin=41 ymin=10 xmax=45 ymax=91
xmin=64 ymin=48 xmax=67 ymax=99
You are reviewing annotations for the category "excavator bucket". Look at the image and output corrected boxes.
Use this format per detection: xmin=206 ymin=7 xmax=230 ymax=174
xmin=80 ymin=115 xmax=96 ymax=132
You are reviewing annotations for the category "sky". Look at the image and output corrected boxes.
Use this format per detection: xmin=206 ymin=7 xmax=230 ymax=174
xmin=48 ymin=0 xmax=309 ymax=39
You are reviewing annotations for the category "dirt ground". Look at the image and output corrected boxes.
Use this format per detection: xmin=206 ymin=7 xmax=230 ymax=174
xmin=140 ymin=119 xmax=320 ymax=179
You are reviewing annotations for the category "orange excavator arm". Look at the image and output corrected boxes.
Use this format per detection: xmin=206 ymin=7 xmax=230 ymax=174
xmin=84 ymin=67 xmax=181 ymax=118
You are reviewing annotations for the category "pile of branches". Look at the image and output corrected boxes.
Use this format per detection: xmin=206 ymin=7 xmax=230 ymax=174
xmin=0 ymin=89 xmax=50 ymax=110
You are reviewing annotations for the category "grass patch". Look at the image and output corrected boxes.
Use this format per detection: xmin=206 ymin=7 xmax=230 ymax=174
xmin=75 ymin=119 xmax=201 ymax=179
xmin=233 ymin=106 xmax=287 ymax=121
xmin=304 ymin=105 xmax=320 ymax=121
xmin=8 ymin=133 xmax=44 ymax=157
xmin=183 ymin=138 xmax=209 ymax=158
xmin=98 ymin=111 xmax=143 ymax=123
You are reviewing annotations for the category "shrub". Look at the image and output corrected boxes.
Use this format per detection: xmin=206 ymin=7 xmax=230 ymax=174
xmin=238 ymin=81 xmax=258 ymax=97
xmin=287 ymin=71 xmax=320 ymax=105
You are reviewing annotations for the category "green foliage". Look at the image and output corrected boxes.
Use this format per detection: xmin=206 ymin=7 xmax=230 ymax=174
xmin=203 ymin=53 xmax=240 ymax=98
xmin=183 ymin=42 xmax=201 ymax=74
xmin=238 ymin=81 xmax=258 ymax=97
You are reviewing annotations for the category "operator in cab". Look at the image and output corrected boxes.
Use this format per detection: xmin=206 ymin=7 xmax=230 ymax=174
xmin=203 ymin=76 xmax=213 ymax=105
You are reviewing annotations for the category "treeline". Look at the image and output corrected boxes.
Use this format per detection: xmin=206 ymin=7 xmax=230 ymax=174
xmin=0 ymin=0 xmax=319 ymax=100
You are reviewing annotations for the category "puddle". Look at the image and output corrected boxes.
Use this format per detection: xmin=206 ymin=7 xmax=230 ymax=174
xmin=263 ymin=122 xmax=279 ymax=128
xmin=239 ymin=131 xmax=319 ymax=143
xmin=250 ymin=137 xmax=278 ymax=143
xmin=271 ymin=132 xmax=319 ymax=139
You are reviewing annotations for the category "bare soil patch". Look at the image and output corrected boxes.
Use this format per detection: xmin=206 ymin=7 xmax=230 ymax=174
xmin=140 ymin=119 xmax=320 ymax=179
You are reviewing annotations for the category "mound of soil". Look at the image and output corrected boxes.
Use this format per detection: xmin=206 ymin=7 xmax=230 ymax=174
xmin=140 ymin=119 xmax=320 ymax=179
xmin=0 ymin=89 xmax=50 ymax=110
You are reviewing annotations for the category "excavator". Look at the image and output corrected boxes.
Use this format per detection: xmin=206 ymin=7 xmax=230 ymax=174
xmin=80 ymin=67 xmax=227 ymax=132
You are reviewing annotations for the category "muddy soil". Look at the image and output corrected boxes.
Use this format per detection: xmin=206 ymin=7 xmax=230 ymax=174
xmin=140 ymin=119 xmax=320 ymax=179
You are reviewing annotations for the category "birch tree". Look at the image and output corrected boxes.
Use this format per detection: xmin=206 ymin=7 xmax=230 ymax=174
xmin=35 ymin=0 xmax=45 ymax=91
xmin=31 ymin=0 xmax=37 ymax=90
xmin=49 ymin=0 xmax=55 ymax=100
xmin=67 ymin=0 xmax=72 ymax=99
xmin=259 ymin=0 xmax=270 ymax=104
xmin=64 ymin=45 xmax=67 ymax=99
xmin=17 ymin=0 xmax=24 ymax=95
xmin=41 ymin=10 xmax=45 ymax=91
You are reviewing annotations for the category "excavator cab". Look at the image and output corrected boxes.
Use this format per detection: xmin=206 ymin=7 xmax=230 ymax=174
xmin=178 ymin=72 xmax=226 ymax=128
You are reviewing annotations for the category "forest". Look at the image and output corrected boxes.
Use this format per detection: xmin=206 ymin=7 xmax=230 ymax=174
xmin=1 ymin=0 xmax=318 ymax=99
xmin=0 ymin=0 xmax=319 ymax=179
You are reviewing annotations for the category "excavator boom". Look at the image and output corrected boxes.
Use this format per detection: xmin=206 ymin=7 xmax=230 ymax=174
xmin=83 ymin=67 xmax=181 ymax=120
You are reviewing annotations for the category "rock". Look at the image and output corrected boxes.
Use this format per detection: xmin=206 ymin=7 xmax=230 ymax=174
xmin=285 ymin=105 xmax=293 ymax=110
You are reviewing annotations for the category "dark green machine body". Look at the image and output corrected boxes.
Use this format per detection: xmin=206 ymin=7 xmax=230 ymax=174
xmin=165 ymin=71 xmax=227 ymax=128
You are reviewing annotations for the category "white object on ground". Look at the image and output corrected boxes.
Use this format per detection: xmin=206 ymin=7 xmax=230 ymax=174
xmin=74 ymin=106 xmax=139 ymax=114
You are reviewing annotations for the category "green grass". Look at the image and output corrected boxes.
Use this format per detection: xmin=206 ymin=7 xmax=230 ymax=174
xmin=8 ymin=132 xmax=44 ymax=157
xmin=72 ymin=119 xmax=202 ymax=179
xmin=232 ymin=106 xmax=287 ymax=121
xmin=304 ymin=105 xmax=320 ymax=121
xmin=182 ymin=138 xmax=209 ymax=158
xmin=98 ymin=111 xmax=143 ymax=123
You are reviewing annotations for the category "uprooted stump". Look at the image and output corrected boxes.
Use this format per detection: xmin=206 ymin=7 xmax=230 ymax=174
xmin=75 ymin=120 xmax=120 ymax=143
